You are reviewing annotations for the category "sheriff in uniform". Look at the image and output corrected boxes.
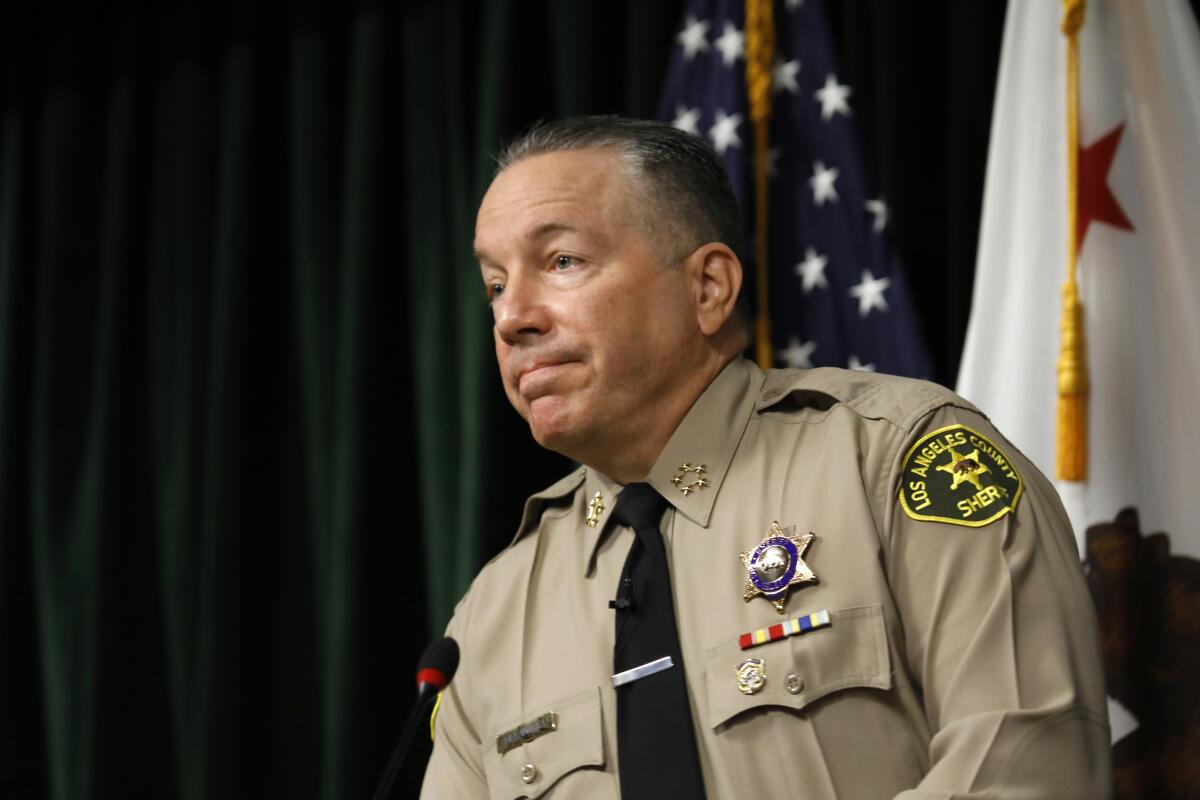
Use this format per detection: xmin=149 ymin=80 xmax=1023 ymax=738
xmin=422 ymin=117 xmax=1111 ymax=799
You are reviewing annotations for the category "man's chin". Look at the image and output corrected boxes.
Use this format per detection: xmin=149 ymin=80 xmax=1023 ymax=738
xmin=526 ymin=399 xmax=586 ymax=456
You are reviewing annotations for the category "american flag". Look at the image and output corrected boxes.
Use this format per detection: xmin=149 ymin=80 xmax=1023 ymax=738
xmin=657 ymin=0 xmax=932 ymax=378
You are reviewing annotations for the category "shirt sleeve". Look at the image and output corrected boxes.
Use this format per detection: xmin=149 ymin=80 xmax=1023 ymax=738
xmin=420 ymin=609 xmax=487 ymax=799
xmin=882 ymin=404 xmax=1112 ymax=800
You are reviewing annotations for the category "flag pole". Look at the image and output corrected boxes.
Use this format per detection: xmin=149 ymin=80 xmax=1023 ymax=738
xmin=1057 ymin=0 xmax=1088 ymax=480
xmin=745 ymin=0 xmax=775 ymax=369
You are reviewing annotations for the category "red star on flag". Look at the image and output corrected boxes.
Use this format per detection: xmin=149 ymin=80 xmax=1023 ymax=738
xmin=1077 ymin=122 xmax=1135 ymax=251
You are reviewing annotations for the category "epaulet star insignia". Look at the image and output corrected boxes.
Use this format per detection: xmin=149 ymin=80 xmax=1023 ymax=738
xmin=899 ymin=424 xmax=1023 ymax=527
xmin=740 ymin=521 xmax=818 ymax=613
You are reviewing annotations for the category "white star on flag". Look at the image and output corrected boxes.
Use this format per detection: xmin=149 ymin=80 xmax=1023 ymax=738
xmin=677 ymin=16 xmax=711 ymax=61
xmin=809 ymin=160 xmax=839 ymax=205
xmin=714 ymin=22 xmax=745 ymax=67
xmin=656 ymin=0 xmax=933 ymax=380
xmin=709 ymin=110 xmax=743 ymax=154
xmin=847 ymin=355 xmax=876 ymax=372
xmin=794 ymin=247 xmax=829 ymax=293
xmin=773 ymin=58 xmax=801 ymax=94
xmin=779 ymin=336 xmax=817 ymax=369
xmin=865 ymin=198 xmax=888 ymax=232
xmin=673 ymin=105 xmax=702 ymax=136
xmin=815 ymin=73 xmax=852 ymax=121
xmin=849 ymin=270 xmax=891 ymax=316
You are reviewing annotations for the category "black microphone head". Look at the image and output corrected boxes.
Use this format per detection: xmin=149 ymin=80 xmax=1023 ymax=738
xmin=415 ymin=636 xmax=459 ymax=692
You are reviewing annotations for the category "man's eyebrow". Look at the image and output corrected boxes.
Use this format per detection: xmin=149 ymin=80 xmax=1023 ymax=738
xmin=475 ymin=221 xmax=593 ymax=265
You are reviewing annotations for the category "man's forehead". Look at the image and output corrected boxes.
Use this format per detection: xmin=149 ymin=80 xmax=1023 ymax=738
xmin=474 ymin=149 xmax=634 ymax=256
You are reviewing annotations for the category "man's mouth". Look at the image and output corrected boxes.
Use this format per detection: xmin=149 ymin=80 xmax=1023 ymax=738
xmin=517 ymin=361 xmax=573 ymax=397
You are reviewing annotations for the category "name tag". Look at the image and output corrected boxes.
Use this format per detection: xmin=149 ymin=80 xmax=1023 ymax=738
xmin=496 ymin=712 xmax=558 ymax=754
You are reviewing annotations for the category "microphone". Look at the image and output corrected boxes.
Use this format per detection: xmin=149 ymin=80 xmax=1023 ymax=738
xmin=371 ymin=637 xmax=460 ymax=800
xmin=415 ymin=636 xmax=459 ymax=698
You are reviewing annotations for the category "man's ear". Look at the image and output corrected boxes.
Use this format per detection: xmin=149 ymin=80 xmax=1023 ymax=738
xmin=684 ymin=243 xmax=743 ymax=337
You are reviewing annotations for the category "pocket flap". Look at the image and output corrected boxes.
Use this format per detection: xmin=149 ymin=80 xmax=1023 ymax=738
xmin=482 ymin=687 xmax=605 ymax=800
xmin=704 ymin=604 xmax=891 ymax=729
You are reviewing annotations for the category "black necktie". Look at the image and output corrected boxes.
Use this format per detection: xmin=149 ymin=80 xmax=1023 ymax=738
xmin=610 ymin=483 xmax=707 ymax=799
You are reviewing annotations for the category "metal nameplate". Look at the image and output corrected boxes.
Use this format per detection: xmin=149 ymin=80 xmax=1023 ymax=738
xmin=496 ymin=711 xmax=558 ymax=755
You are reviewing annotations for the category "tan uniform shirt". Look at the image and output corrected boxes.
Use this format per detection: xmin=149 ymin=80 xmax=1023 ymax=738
xmin=422 ymin=358 xmax=1111 ymax=799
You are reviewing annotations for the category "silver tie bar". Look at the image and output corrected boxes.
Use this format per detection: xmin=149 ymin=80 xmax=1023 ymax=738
xmin=612 ymin=656 xmax=674 ymax=688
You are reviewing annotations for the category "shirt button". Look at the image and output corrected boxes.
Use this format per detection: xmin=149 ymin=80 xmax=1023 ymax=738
xmin=520 ymin=763 xmax=538 ymax=784
xmin=786 ymin=673 xmax=804 ymax=694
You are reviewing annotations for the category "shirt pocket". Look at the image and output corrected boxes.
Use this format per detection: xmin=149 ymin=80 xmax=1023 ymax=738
xmin=703 ymin=603 xmax=892 ymax=729
xmin=481 ymin=686 xmax=606 ymax=800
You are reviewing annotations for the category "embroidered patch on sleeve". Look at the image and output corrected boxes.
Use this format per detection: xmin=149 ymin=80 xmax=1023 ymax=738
xmin=899 ymin=424 xmax=1023 ymax=527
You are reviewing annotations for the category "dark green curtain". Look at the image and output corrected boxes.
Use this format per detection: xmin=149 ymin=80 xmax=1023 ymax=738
xmin=0 ymin=1 xmax=1007 ymax=797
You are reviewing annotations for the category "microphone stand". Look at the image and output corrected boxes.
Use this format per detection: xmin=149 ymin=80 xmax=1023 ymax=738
xmin=371 ymin=684 xmax=439 ymax=800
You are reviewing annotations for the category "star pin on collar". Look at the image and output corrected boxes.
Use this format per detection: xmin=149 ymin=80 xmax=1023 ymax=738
xmin=670 ymin=463 xmax=709 ymax=496
xmin=740 ymin=521 xmax=817 ymax=613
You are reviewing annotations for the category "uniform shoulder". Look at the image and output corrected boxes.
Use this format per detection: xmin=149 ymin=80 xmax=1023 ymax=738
xmin=518 ymin=465 xmax=586 ymax=530
xmin=494 ymin=465 xmax=587 ymax=554
xmin=756 ymin=366 xmax=979 ymax=433
xmin=451 ymin=466 xmax=585 ymax=619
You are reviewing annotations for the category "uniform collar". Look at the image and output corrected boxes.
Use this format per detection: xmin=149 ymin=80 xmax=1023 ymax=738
xmin=580 ymin=358 xmax=763 ymax=573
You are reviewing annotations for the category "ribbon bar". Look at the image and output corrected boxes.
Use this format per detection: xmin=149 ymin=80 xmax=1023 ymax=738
xmin=738 ymin=609 xmax=831 ymax=651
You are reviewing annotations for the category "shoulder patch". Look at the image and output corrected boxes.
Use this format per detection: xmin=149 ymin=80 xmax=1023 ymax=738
xmin=898 ymin=424 xmax=1023 ymax=527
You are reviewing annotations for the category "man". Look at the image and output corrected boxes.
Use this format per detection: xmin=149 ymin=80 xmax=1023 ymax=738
xmin=422 ymin=116 xmax=1111 ymax=799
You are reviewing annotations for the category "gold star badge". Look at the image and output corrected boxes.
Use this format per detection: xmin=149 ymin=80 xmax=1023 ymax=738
xmin=740 ymin=522 xmax=818 ymax=613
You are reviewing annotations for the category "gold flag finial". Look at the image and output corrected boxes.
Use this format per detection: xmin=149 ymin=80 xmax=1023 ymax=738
xmin=745 ymin=0 xmax=775 ymax=369
xmin=1057 ymin=0 xmax=1088 ymax=481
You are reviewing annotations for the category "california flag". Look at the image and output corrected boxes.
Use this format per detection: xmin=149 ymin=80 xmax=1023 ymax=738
xmin=956 ymin=1 xmax=1200 ymax=797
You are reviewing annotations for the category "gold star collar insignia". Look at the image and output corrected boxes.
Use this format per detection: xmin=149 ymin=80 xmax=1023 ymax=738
xmin=670 ymin=463 xmax=709 ymax=496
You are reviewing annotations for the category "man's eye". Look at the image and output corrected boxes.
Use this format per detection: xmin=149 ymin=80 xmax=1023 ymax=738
xmin=489 ymin=283 xmax=505 ymax=300
xmin=554 ymin=255 xmax=577 ymax=270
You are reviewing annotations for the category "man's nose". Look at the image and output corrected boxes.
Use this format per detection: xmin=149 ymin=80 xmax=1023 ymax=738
xmin=493 ymin=274 xmax=550 ymax=345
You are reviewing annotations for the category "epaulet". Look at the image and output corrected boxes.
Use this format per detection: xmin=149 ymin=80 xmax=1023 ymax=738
xmin=509 ymin=466 xmax=587 ymax=546
xmin=754 ymin=367 xmax=978 ymax=432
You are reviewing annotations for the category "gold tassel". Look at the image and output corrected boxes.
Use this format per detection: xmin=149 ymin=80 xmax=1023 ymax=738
xmin=1056 ymin=281 xmax=1088 ymax=479
xmin=1057 ymin=0 xmax=1088 ymax=481
xmin=745 ymin=0 xmax=775 ymax=369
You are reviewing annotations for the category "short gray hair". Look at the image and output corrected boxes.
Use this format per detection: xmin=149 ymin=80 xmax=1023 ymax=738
xmin=495 ymin=115 xmax=744 ymax=266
